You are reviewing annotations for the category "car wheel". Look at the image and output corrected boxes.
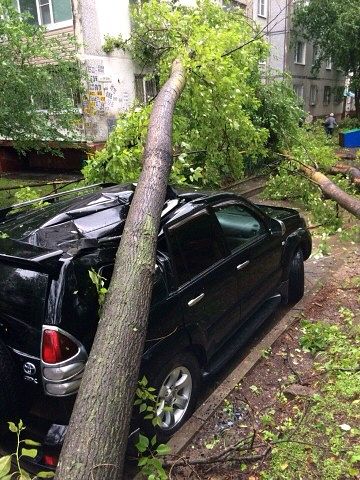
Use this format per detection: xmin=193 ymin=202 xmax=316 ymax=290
xmin=0 ymin=341 xmax=25 ymax=430
xmin=141 ymin=351 xmax=200 ymax=442
xmin=288 ymin=249 xmax=304 ymax=303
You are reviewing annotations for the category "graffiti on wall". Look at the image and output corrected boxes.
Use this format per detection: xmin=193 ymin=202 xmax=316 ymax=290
xmin=83 ymin=59 xmax=133 ymax=138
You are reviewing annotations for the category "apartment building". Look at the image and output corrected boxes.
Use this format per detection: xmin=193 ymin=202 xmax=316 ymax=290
xmin=290 ymin=41 xmax=344 ymax=119
xmin=248 ymin=0 xmax=345 ymax=119
xmin=12 ymin=0 xmax=346 ymax=147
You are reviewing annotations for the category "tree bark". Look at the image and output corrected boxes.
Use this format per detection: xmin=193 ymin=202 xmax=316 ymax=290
xmin=55 ymin=59 xmax=186 ymax=480
xmin=300 ymin=164 xmax=360 ymax=219
xmin=329 ymin=163 xmax=360 ymax=187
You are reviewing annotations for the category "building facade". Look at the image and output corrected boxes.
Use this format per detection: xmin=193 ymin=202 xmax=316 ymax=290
xmin=285 ymin=0 xmax=345 ymax=120
xmin=13 ymin=0 xmax=347 ymax=145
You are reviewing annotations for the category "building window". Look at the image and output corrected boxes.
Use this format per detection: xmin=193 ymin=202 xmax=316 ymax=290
xmin=135 ymin=75 xmax=158 ymax=104
xmin=333 ymin=86 xmax=344 ymax=104
xmin=293 ymin=84 xmax=304 ymax=102
xmin=312 ymin=45 xmax=320 ymax=66
xmin=294 ymin=41 xmax=306 ymax=64
xmin=257 ymin=0 xmax=266 ymax=18
xmin=309 ymin=85 xmax=318 ymax=106
xmin=323 ymin=86 xmax=331 ymax=105
xmin=325 ymin=58 xmax=332 ymax=70
xmin=14 ymin=0 xmax=73 ymax=29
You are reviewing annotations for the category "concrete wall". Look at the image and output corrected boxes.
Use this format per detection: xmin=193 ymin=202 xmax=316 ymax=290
xmin=73 ymin=0 xmax=136 ymax=142
xmin=249 ymin=0 xmax=287 ymax=74
xmin=286 ymin=0 xmax=345 ymax=120
xmin=289 ymin=42 xmax=344 ymax=119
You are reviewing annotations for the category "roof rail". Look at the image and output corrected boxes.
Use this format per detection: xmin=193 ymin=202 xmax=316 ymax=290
xmin=0 ymin=183 xmax=113 ymax=219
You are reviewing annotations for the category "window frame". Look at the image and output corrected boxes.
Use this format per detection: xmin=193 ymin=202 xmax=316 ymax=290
xmin=14 ymin=0 xmax=73 ymax=30
xmin=257 ymin=0 xmax=267 ymax=18
xmin=134 ymin=74 xmax=158 ymax=104
xmin=309 ymin=85 xmax=318 ymax=106
xmin=293 ymin=84 xmax=304 ymax=102
xmin=211 ymin=200 xmax=269 ymax=254
xmin=323 ymin=85 xmax=331 ymax=106
xmin=294 ymin=41 xmax=306 ymax=65
xmin=165 ymin=209 xmax=227 ymax=289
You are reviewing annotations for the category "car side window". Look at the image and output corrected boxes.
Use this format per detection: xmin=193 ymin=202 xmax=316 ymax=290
xmin=214 ymin=204 xmax=267 ymax=252
xmin=167 ymin=212 xmax=225 ymax=285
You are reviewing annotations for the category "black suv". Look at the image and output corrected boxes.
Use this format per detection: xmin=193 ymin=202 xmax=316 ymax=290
xmin=0 ymin=183 xmax=311 ymax=467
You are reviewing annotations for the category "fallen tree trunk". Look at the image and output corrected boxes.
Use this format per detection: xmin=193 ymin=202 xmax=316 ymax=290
xmin=55 ymin=59 xmax=186 ymax=480
xmin=300 ymin=164 xmax=360 ymax=219
xmin=329 ymin=163 xmax=360 ymax=186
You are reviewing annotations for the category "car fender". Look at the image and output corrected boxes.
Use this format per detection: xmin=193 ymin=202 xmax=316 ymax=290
xmin=282 ymin=228 xmax=311 ymax=281
xmin=141 ymin=327 xmax=193 ymax=365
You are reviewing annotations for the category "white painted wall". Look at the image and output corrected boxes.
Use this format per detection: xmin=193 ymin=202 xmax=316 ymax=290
xmin=252 ymin=0 xmax=288 ymax=74
xmin=74 ymin=0 xmax=136 ymax=142
xmin=76 ymin=0 xmax=288 ymax=142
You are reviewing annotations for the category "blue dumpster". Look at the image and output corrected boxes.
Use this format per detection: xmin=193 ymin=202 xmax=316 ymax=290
xmin=339 ymin=129 xmax=360 ymax=148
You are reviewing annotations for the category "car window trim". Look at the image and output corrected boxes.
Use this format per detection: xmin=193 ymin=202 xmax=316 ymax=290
xmin=164 ymin=208 xmax=228 ymax=291
xmin=211 ymin=199 xmax=270 ymax=229
xmin=167 ymin=250 xmax=237 ymax=296
xmin=210 ymin=200 xmax=271 ymax=253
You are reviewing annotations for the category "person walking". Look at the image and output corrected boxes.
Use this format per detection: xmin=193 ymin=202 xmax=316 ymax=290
xmin=324 ymin=113 xmax=337 ymax=135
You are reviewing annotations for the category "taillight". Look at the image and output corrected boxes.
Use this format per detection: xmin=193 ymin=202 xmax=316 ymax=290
xmin=41 ymin=454 xmax=58 ymax=467
xmin=42 ymin=329 xmax=78 ymax=364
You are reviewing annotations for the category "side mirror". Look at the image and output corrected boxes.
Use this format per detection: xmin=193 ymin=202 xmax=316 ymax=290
xmin=270 ymin=218 xmax=286 ymax=237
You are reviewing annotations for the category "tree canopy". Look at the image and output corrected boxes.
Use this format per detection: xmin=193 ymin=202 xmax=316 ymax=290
xmin=292 ymin=0 xmax=360 ymax=117
xmin=0 ymin=0 xmax=83 ymax=151
xmin=84 ymin=0 xmax=302 ymax=187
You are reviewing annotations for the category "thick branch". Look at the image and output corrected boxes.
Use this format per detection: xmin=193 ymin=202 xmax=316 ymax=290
xmin=300 ymin=164 xmax=360 ymax=219
xmin=279 ymin=152 xmax=360 ymax=219
xmin=329 ymin=163 xmax=360 ymax=187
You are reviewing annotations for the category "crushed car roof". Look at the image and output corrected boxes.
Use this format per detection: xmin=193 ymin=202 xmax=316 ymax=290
xmin=0 ymin=184 xmax=208 ymax=253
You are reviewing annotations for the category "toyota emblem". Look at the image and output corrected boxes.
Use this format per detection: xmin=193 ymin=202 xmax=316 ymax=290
xmin=23 ymin=362 xmax=36 ymax=376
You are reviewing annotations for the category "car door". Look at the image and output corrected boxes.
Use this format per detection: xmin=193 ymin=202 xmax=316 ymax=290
xmin=165 ymin=209 xmax=240 ymax=359
xmin=213 ymin=201 xmax=282 ymax=323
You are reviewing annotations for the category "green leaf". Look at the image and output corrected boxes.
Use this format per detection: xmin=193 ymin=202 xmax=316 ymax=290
xmin=23 ymin=439 xmax=41 ymax=447
xmin=36 ymin=472 xmax=56 ymax=478
xmin=156 ymin=444 xmax=171 ymax=456
xmin=151 ymin=435 xmax=157 ymax=447
xmin=137 ymin=457 xmax=148 ymax=467
xmin=135 ymin=434 xmax=149 ymax=453
xmin=350 ymin=454 xmax=360 ymax=464
xmin=21 ymin=448 xmax=38 ymax=459
xmin=19 ymin=469 xmax=31 ymax=480
xmin=7 ymin=422 xmax=17 ymax=433
xmin=0 ymin=455 xmax=11 ymax=477
xmin=139 ymin=403 xmax=147 ymax=413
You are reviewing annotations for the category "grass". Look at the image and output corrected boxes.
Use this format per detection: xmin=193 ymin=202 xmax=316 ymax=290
xmin=260 ymin=315 xmax=360 ymax=480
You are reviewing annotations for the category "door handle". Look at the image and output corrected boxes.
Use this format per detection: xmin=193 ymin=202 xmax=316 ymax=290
xmin=237 ymin=260 xmax=250 ymax=271
xmin=188 ymin=293 xmax=205 ymax=307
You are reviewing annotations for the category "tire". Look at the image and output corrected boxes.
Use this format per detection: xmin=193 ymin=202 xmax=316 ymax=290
xmin=141 ymin=351 xmax=200 ymax=442
xmin=288 ymin=249 xmax=304 ymax=303
xmin=0 ymin=341 xmax=25 ymax=430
